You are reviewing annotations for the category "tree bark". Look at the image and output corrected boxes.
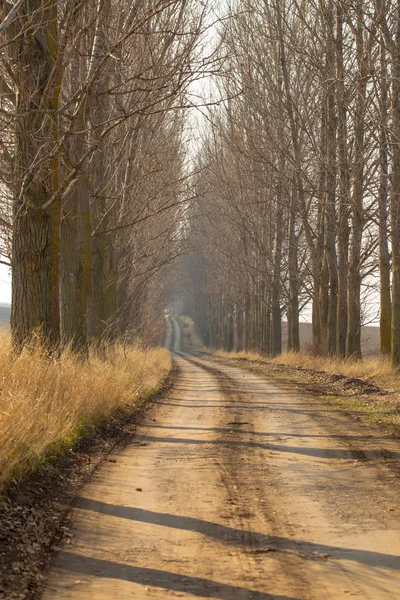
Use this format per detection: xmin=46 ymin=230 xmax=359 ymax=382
xmin=325 ymin=0 xmax=338 ymax=355
xmin=276 ymin=0 xmax=318 ymax=351
xmin=244 ymin=293 xmax=251 ymax=351
xmin=390 ymin=5 xmax=400 ymax=366
xmin=60 ymin=46 xmax=91 ymax=355
xmin=271 ymin=199 xmax=283 ymax=357
xmin=288 ymin=186 xmax=300 ymax=352
xmin=88 ymin=0 xmax=118 ymax=345
xmin=336 ymin=4 xmax=350 ymax=357
xmin=61 ymin=171 xmax=91 ymax=354
xmin=346 ymin=10 xmax=366 ymax=360
xmin=378 ymin=43 xmax=391 ymax=356
xmin=12 ymin=0 xmax=61 ymax=352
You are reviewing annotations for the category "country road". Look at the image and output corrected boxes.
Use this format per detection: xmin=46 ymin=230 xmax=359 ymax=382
xmin=42 ymin=331 xmax=400 ymax=598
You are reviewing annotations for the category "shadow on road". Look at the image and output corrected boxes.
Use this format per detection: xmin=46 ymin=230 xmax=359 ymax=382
xmin=56 ymin=551 xmax=298 ymax=599
xmin=128 ymin=432 xmax=400 ymax=462
xmin=77 ymin=498 xmax=400 ymax=571
xmin=145 ymin=423 xmax=392 ymax=442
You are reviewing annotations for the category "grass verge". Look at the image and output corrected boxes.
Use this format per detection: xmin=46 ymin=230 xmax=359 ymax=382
xmin=213 ymin=350 xmax=400 ymax=434
xmin=0 ymin=333 xmax=173 ymax=600
xmin=0 ymin=332 xmax=171 ymax=493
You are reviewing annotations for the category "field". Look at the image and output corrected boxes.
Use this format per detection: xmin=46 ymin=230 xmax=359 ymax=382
xmin=0 ymin=304 xmax=10 ymax=328
xmin=282 ymin=322 xmax=380 ymax=355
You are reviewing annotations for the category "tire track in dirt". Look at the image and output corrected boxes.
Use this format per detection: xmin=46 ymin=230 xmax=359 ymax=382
xmin=181 ymin=353 xmax=312 ymax=597
xmin=41 ymin=350 xmax=400 ymax=599
xmin=41 ymin=353 xmax=303 ymax=599
xmin=186 ymin=354 xmax=400 ymax=600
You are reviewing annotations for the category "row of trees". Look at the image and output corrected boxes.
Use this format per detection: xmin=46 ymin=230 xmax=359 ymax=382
xmin=183 ymin=0 xmax=400 ymax=364
xmin=0 ymin=0 xmax=210 ymax=354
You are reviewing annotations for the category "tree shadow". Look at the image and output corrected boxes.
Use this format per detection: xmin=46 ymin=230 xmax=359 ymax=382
xmin=156 ymin=400 xmax=340 ymax=415
xmin=145 ymin=423 xmax=392 ymax=442
xmin=55 ymin=551 xmax=298 ymax=599
xmin=130 ymin=432 xmax=397 ymax=461
xmin=77 ymin=499 xmax=400 ymax=571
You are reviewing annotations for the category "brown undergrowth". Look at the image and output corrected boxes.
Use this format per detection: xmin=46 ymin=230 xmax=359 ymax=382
xmin=0 ymin=333 xmax=171 ymax=493
xmin=0 ymin=335 xmax=174 ymax=600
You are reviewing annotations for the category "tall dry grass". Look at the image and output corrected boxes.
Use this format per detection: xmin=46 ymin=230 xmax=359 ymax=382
xmin=0 ymin=332 xmax=171 ymax=491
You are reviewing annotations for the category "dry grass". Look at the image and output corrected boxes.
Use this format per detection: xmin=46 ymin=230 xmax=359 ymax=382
xmin=0 ymin=332 xmax=171 ymax=491
xmin=214 ymin=349 xmax=399 ymax=391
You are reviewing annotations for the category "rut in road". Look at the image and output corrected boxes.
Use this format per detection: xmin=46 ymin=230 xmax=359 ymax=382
xmin=42 ymin=352 xmax=400 ymax=599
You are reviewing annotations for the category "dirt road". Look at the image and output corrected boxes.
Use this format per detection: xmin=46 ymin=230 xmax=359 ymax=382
xmin=42 ymin=349 xmax=400 ymax=599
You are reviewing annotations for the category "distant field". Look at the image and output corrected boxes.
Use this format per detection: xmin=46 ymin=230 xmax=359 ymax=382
xmin=0 ymin=304 xmax=10 ymax=328
xmin=281 ymin=322 xmax=380 ymax=356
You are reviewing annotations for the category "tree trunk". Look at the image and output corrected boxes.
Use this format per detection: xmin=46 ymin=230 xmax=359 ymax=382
xmin=325 ymin=0 xmax=338 ymax=355
xmin=378 ymin=43 xmax=392 ymax=356
xmin=276 ymin=0 xmax=317 ymax=351
xmin=391 ymin=10 xmax=400 ymax=366
xmin=271 ymin=198 xmax=283 ymax=357
xmin=318 ymin=98 xmax=329 ymax=353
xmin=87 ymin=0 xmax=118 ymax=345
xmin=312 ymin=253 xmax=323 ymax=354
xmin=60 ymin=46 xmax=91 ymax=355
xmin=244 ymin=294 xmax=251 ymax=351
xmin=61 ymin=166 xmax=91 ymax=354
xmin=346 ymin=15 xmax=366 ymax=360
xmin=320 ymin=254 xmax=329 ymax=349
xmin=288 ymin=187 xmax=300 ymax=352
xmin=12 ymin=0 xmax=61 ymax=352
xmin=336 ymin=4 xmax=350 ymax=357
xmin=236 ymin=305 xmax=244 ymax=351
xmin=227 ymin=312 xmax=234 ymax=351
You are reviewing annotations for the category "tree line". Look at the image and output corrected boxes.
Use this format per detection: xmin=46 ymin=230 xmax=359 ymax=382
xmin=0 ymin=0 xmax=209 ymax=355
xmin=182 ymin=0 xmax=400 ymax=365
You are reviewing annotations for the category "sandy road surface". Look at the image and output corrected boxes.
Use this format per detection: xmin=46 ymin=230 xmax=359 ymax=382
xmin=42 ymin=351 xmax=400 ymax=599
